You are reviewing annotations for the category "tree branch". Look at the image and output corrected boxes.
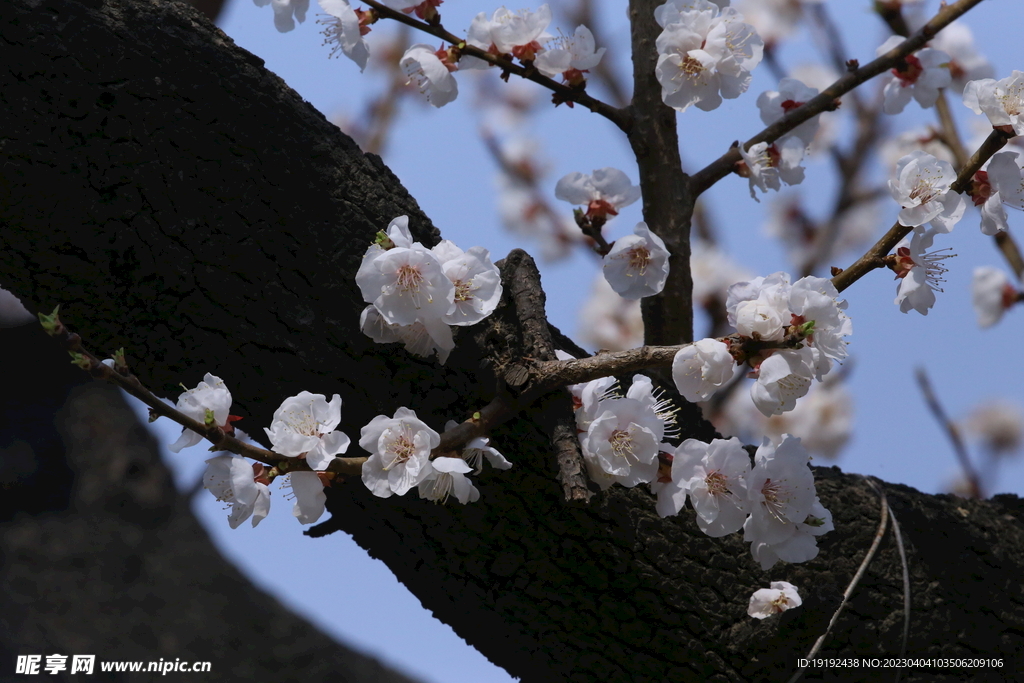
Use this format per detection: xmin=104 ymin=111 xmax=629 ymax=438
xmin=626 ymin=0 xmax=695 ymax=346
xmin=690 ymin=0 xmax=988 ymax=196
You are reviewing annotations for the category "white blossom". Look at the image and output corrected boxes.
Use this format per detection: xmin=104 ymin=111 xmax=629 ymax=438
xmin=738 ymin=138 xmax=806 ymax=201
xmin=672 ymin=338 xmax=734 ymax=402
xmin=318 ymin=0 xmax=370 ymax=71
xmin=788 ymin=275 xmax=852 ymax=366
xmin=602 ymin=222 xmax=671 ymax=300
xmin=432 ymin=241 xmax=503 ymax=326
xmin=419 ymin=457 xmax=480 ymax=504
xmin=654 ymin=0 xmax=764 ymax=112
xmin=672 ymin=437 xmax=751 ymax=536
xmin=443 ymin=420 xmax=512 ymax=473
xmin=750 ymin=497 xmax=833 ymax=569
xmin=971 ymin=266 xmax=1017 ymax=328
xmin=972 ymin=151 xmax=1024 ymax=235
xmin=876 ymin=36 xmax=951 ymax=115
xmin=756 ymin=78 xmax=820 ymax=146
xmin=360 ymin=244 xmax=455 ymax=326
xmin=750 ymin=348 xmax=815 ymax=417
xmin=535 ymin=25 xmax=605 ymax=82
xmin=168 ymin=373 xmax=234 ymax=453
xmin=360 ymin=407 xmax=439 ymax=498
xmin=254 ymin=0 xmax=309 ymax=33
xmin=489 ymin=5 xmax=552 ymax=60
xmin=963 ymin=70 xmax=1024 ymax=135
xmin=891 ymin=230 xmax=953 ymax=315
xmin=743 ymin=436 xmax=827 ymax=569
xmin=359 ymin=305 xmax=455 ymax=364
xmin=889 ymin=151 xmax=966 ymax=233
xmin=401 ymin=44 xmax=459 ymax=108
xmin=203 ymin=454 xmax=271 ymax=529
xmin=930 ymin=22 xmax=994 ymax=94
xmin=264 ymin=391 xmax=350 ymax=470
xmin=748 ymin=581 xmax=802 ymax=619
xmin=583 ymin=397 xmax=663 ymax=487
xmin=289 ymin=471 xmax=328 ymax=524
xmin=727 ymin=271 xmax=792 ymax=335
xmin=554 ymin=167 xmax=641 ymax=218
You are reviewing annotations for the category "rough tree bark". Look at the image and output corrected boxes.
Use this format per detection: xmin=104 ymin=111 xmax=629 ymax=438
xmin=2 ymin=1 xmax=1023 ymax=681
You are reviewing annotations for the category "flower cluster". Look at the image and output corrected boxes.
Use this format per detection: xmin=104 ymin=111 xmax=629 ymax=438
xmin=736 ymin=78 xmax=822 ymax=200
xmin=886 ymin=151 xmax=966 ymax=315
xmin=748 ymin=581 xmax=802 ymax=619
xmin=174 ymin=376 xmax=354 ymax=528
xmin=566 ymin=368 xmax=679 ymax=491
xmin=654 ymin=0 xmax=764 ymax=113
xmin=876 ymin=36 xmax=951 ymax=115
xmin=673 ymin=272 xmax=852 ymax=418
xmin=360 ymin=409 xmax=511 ymax=503
xmin=356 ymin=216 xmax=502 ymax=364
xmin=382 ymin=6 xmax=606 ymax=107
xmin=655 ymin=435 xmax=832 ymax=569
xmin=963 ymin=70 xmax=1024 ymax=136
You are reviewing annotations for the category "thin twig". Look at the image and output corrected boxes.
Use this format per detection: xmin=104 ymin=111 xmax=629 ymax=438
xmin=43 ymin=315 xmax=366 ymax=476
xmin=934 ymin=91 xmax=970 ymax=170
xmin=887 ymin=503 xmax=911 ymax=682
xmin=831 ymin=128 xmax=1014 ymax=293
xmin=787 ymin=480 xmax=890 ymax=683
xmin=914 ymin=367 xmax=983 ymax=498
xmin=691 ymin=0 xmax=988 ymax=196
xmin=360 ymin=0 xmax=632 ymax=132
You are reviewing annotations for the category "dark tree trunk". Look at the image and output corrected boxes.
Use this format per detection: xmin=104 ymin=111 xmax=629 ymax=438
xmin=0 ymin=321 xmax=424 ymax=683
xmin=2 ymin=1 xmax=1023 ymax=681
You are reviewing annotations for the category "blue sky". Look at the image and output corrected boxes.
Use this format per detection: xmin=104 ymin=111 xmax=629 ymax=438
xmin=147 ymin=1 xmax=1024 ymax=681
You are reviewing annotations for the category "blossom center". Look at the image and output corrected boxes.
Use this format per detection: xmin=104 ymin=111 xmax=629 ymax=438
xmin=610 ymin=428 xmax=638 ymax=465
xmin=384 ymin=433 xmax=416 ymax=469
xmin=677 ymin=54 xmax=708 ymax=81
xmin=908 ymin=177 xmax=939 ymax=205
xmin=620 ymin=245 xmax=651 ymax=276
xmin=892 ymin=54 xmax=924 ymax=86
xmin=453 ymin=279 xmax=474 ymax=303
xmin=761 ymin=477 xmax=790 ymax=522
xmin=780 ymin=99 xmax=803 ymax=112
xmin=998 ymin=84 xmax=1024 ymax=116
xmin=705 ymin=470 xmax=729 ymax=496
xmin=396 ymin=264 xmax=424 ymax=293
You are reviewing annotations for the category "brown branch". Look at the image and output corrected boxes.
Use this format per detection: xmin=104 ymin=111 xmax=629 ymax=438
xmin=934 ymin=91 xmax=970 ymax=170
xmin=560 ymin=0 xmax=631 ymax=109
xmin=914 ymin=367 xmax=983 ymax=498
xmin=690 ymin=0 xmax=988 ymax=196
xmin=830 ymin=128 xmax=1014 ymax=293
xmin=932 ymin=91 xmax=1024 ymax=285
xmin=996 ymin=231 xmax=1024 ymax=282
xmin=41 ymin=311 xmax=366 ymax=476
xmin=627 ymin=0 xmax=695 ymax=347
xmin=360 ymin=0 xmax=632 ymax=133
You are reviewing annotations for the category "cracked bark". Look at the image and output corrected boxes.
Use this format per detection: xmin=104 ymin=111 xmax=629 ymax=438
xmin=2 ymin=1 xmax=1024 ymax=681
